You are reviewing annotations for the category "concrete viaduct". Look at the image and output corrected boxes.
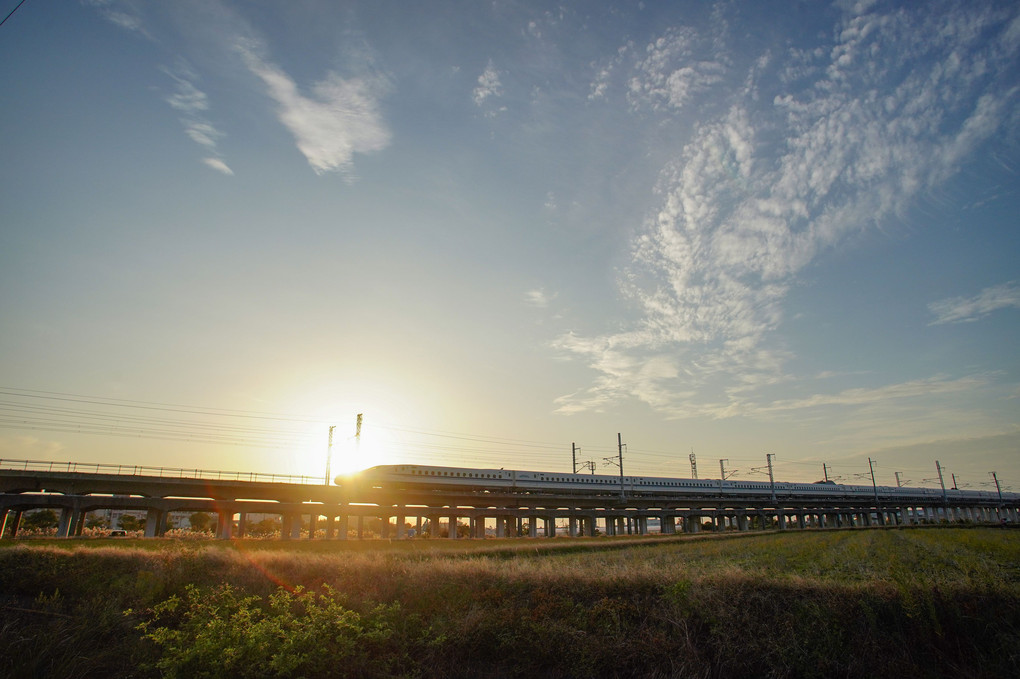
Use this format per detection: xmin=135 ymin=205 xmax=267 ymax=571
xmin=2 ymin=460 xmax=1017 ymax=540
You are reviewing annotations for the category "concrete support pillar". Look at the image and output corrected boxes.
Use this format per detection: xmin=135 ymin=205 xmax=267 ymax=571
xmin=448 ymin=515 xmax=458 ymax=539
xmin=495 ymin=516 xmax=505 ymax=538
xmin=688 ymin=517 xmax=701 ymax=533
xmin=57 ymin=508 xmax=75 ymax=538
xmin=777 ymin=511 xmax=786 ymax=531
xmin=308 ymin=514 xmax=318 ymax=539
xmin=568 ymin=516 xmax=578 ymax=537
xmin=416 ymin=516 xmax=423 ymax=536
xmin=281 ymin=514 xmax=293 ymax=540
xmin=338 ymin=515 xmax=348 ymax=540
xmin=235 ymin=512 xmax=246 ymax=538
xmin=71 ymin=510 xmax=87 ymax=537
xmin=395 ymin=514 xmax=405 ymax=539
xmin=6 ymin=510 xmax=22 ymax=538
xmin=145 ymin=508 xmax=164 ymax=538
xmin=216 ymin=511 xmax=233 ymax=540
xmin=528 ymin=518 xmax=538 ymax=538
xmin=323 ymin=515 xmax=335 ymax=539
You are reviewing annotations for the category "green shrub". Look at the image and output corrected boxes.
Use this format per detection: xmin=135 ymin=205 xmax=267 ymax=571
xmin=135 ymin=584 xmax=406 ymax=678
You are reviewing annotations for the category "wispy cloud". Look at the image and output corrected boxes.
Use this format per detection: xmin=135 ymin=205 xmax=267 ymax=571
xmin=201 ymin=157 xmax=234 ymax=176
xmin=237 ymin=41 xmax=391 ymax=177
xmin=473 ymin=59 xmax=506 ymax=116
xmin=84 ymin=0 xmax=147 ymax=36
xmin=560 ymin=3 xmax=1020 ymax=417
xmin=89 ymin=0 xmax=391 ymax=177
xmin=524 ymin=288 xmax=554 ymax=308
xmin=929 ymin=281 xmax=1020 ymax=325
xmin=162 ymin=64 xmax=233 ymax=175
xmin=758 ymin=375 xmax=988 ymax=413
xmin=627 ymin=27 xmax=727 ymax=111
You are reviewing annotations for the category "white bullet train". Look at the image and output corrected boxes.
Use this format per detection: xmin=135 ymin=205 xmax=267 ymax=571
xmin=341 ymin=464 xmax=1018 ymax=504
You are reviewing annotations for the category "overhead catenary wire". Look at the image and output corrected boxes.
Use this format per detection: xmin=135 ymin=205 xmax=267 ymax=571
xmin=0 ymin=0 xmax=27 ymax=29
xmin=0 ymin=387 xmax=1008 ymax=487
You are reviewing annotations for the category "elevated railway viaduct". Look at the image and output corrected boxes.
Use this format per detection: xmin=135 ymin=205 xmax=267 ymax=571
xmin=2 ymin=460 xmax=1017 ymax=540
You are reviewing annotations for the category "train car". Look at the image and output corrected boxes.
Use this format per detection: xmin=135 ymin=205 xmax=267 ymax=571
xmin=339 ymin=464 xmax=1019 ymax=505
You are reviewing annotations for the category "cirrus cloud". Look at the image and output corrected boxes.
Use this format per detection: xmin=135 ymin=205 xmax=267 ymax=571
xmin=559 ymin=1 xmax=1020 ymax=418
xmin=237 ymin=42 xmax=391 ymax=177
xmin=929 ymin=282 xmax=1020 ymax=325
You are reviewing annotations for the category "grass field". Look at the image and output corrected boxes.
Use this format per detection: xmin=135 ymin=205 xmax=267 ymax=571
xmin=1 ymin=526 xmax=1018 ymax=678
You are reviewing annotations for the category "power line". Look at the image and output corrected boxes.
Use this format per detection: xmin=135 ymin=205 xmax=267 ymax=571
xmin=1 ymin=0 xmax=27 ymax=29
xmin=0 ymin=387 xmax=324 ymax=424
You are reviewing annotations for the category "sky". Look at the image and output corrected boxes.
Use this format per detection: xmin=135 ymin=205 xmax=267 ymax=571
xmin=1 ymin=0 xmax=1018 ymax=492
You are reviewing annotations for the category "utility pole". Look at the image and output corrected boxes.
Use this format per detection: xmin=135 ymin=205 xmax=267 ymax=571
xmin=618 ymin=433 xmax=625 ymax=498
xmin=823 ymin=463 xmax=829 ymax=483
xmin=572 ymin=442 xmax=579 ymax=474
xmin=719 ymin=459 xmax=728 ymax=492
xmin=991 ymin=471 xmax=1003 ymax=506
xmin=766 ymin=453 xmax=776 ymax=503
xmin=868 ymin=458 xmax=879 ymax=503
xmin=951 ymin=473 xmax=959 ymax=490
xmin=325 ymin=425 xmax=335 ymax=485
xmin=690 ymin=451 xmax=698 ymax=479
xmin=602 ymin=434 xmax=626 ymax=498
xmin=895 ymin=472 xmax=903 ymax=488
xmin=935 ymin=460 xmax=947 ymax=504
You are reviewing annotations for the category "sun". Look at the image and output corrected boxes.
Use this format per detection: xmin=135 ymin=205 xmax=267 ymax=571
xmin=272 ymin=378 xmax=427 ymax=482
xmin=329 ymin=421 xmax=397 ymax=477
xmin=280 ymin=417 xmax=398 ymax=482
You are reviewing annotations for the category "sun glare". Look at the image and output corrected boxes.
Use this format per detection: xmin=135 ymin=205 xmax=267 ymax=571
xmin=270 ymin=378 xmax=429 ymax=482
xmin=330 ymin=424 xmax=397 ymax=476
xmin=285 ymin=415 xmax=401 ymax=482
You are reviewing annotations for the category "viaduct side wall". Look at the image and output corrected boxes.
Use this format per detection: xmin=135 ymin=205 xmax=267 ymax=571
xmin=1 ymin=469 xmax=1017 ymax=540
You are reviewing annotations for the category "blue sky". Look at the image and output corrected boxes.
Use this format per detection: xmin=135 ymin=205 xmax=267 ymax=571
xmin=1 ymin=0 xmax=1018 ymax=491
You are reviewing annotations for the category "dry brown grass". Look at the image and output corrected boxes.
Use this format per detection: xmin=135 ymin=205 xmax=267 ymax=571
xmin=1 ymin=526 xmax=1018 ymax=678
